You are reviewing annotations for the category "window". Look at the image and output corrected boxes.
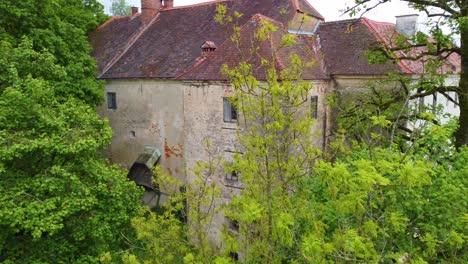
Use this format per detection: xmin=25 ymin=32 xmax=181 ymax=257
xmin=223 ymin=97 xmax=237 ymax=122
xmin=107 ymin=92 xmax=117 ymax=110
xmin=310 ymin=96 xmax=318 ymax=119
xmin=226 ymin=169 xmax=238 ymax=181
xmin=229 ymin=252 xmax=239 ymax=261
xmin=228 ymin=218 xmax=239 ymax=231
xmin=418 ymin=96 xmax=425 ymax=112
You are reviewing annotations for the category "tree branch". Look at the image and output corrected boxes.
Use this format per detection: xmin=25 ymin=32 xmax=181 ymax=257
xmin=440 ymin=91 xmax=460 ymax=106
xmin=402 ymin=0 xmax=460 ymax=16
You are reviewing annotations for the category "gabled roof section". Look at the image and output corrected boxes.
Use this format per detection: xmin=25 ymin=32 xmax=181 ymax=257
xmin=317 ymin=17 xmax=460 ymax=76
xmin=362 ymin=18 xmax=461 ymax=75
xmin=90 ymin=0 xmax=324 ymax=79
xmin=317 ymin=18 xmax=401 ymax=75
xmin=90 ymin=0 xmax=460 ymax=80
xmin=178 ymin=14 xmax=327 ymax=81
xmin=89 ymin=15 xmax=143 ymax=73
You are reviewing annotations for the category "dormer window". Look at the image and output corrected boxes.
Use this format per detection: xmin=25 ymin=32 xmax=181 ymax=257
xmin=201 ymin=41 xmax=217 ymax=57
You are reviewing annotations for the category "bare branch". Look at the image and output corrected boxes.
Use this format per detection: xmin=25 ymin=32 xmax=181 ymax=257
xmin=343 ymin=0 xmax=460 ymax=18
xmin=440 ymin=91 xmax=460 ymax=106
xmin=402 ymin=0 xmax=460 ymax=16
xmin=342 ymin=0 xmax=388 ymax=17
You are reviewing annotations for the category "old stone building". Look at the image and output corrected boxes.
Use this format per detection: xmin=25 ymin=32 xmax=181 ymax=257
xmin=89 ymin=0 xmax=460 ymax=238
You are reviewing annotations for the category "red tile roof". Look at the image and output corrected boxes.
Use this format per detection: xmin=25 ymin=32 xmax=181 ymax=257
xmin=89 ymin=15 xmax=143 ymax=73
xmin=361 ymin=18 xmax=460 ymax=75
xmin=90 ymin=0 xmax=324 ymax=79
xmin=89 ymin=0 xmax=460 ymax=80
xmin=317 ymin=18 xmax=401 ymax=75
xmin=178 ymin=14 xmax=327 ymax=80
xmin=317 ymin=18 xmax=460 ymax=76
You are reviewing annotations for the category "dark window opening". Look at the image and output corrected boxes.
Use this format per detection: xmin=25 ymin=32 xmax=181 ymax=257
xmin=311 ymin=96 xmax=318 ymax=119
xmin=229 ymin=219 xmax=239 ymax=231
xmin=229 ymin=252 xmax=239 ymax=261
xmin=107 ymin=92 xmax=117 ymax=110
xmin=226 ymin=170 xmax=238 ymax=181
xmin=223 ymin=97 xmax=237 ymax=122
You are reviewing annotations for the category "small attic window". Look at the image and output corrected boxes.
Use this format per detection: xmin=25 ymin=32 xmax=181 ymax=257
xmin=201 ymin=41 xmax=217 ymax=57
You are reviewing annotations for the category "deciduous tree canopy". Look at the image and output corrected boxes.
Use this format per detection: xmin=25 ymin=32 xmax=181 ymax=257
xmin=0 ymin=0 xmax=109 ymax=105
xmin=111 ymin=0 xmax=132 ymax=16
xmin=0 ymin=1 xmax=143 ymax=262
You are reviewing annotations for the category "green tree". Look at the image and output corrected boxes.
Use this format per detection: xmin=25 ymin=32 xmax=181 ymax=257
xmin=0 ymin=0 xmax=108 ymax=105
xmin=111 ymin=0 xmax=132 ymax=16
xmin=116 ymin=9 xmax=321 ymax=262
xmin=218 ymin=21 xmax=320 ymax=263
xmin=0 ymin=0 xmax=144 ymax=262
xmin=300 ymin=122 xmax=467 ymax=263
xmin=115 ymin=3 xmax=466 ymax=264
xmin=114 ymin=150 xmax=224 ymax=264
xmin=343 ymin=0 xmax=468 ymax=147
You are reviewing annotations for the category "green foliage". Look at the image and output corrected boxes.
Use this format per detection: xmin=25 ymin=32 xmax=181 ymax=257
xmin=119 ymin=209 xmax=191 ymax=264
xmin=123 ymin=3 xmax=466 ymax=264
xmin=0 ymin=1 xmax=144 ymax=262
xmin=0 ymin=0 xmax=109 ymax=105
xmin=344 ymin=0 xmax=468 ymax=147
xmin=217 ymin=15 xmax=322 ymax=263
xmin=111 ymin=0 xmax=132 ymax=16
xmin=299 ymin=128 xmax=467 ymax=263
xmin=116 ymin=148 xmax=224 ymax=264
xmin=0 ymin=51 xmax=144 ymax=261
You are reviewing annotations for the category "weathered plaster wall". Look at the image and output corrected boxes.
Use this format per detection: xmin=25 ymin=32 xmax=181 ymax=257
xmin=97 ymin=79 xmax=185 ymax=181
xmin=310 ymin=80 xmax=331 ymax=150
xmin=183 ymin=81 xmax=240 ymax=243
xmin=99 ymin=78 xmax=331 ymax=243
xmin=182 ymin=80 xmax=330 ymax=242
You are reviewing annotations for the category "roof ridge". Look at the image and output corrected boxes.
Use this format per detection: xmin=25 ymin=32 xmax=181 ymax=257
xmin=99 ymin=13 xmax=161 ymax=78
xmin=95 ymin=16 xmax=120 ymax=33
xmin=362 ymin=17 xmax=395 ymax=26
xmin=162 ymin=0 xmax=230 ymax=11
xmin=321 ymin=18 xmax=360 ymax=25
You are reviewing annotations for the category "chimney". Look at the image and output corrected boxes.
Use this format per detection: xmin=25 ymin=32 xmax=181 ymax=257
xmin=141 ymin=0 xmax=161 ymax=24
xmin=396 ymin=14 xmax=418 ymax=36
xmin=131 ymin=6 xmax=138 ymax=16
xmin=164 ymin=0 xmax=174 ymax=8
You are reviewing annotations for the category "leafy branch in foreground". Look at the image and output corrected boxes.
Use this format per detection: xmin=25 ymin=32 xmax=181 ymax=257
xmin=343 ymin=0 xmax=467 ymax=147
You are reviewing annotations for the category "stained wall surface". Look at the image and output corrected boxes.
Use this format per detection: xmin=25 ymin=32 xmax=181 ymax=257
xmin=99 ymin=78 xmax=331 ymax=241
xmin=97 ymin=80 xmax=186 ymax=181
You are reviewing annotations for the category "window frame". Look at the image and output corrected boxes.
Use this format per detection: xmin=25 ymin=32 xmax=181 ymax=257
xmin=310 ymin=95 xmax=318 ymax=119
xmin=107 ymin=92 xmax=117 ymax=110
xmin=225 ymin=169 xmax=239 ymax=181
xmin=223 ymin=97 xmax=237 ymax=122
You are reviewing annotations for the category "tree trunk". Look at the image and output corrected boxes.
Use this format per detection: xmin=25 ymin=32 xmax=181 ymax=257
xmin=454 ymin=24 xmax=468 ymax=147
